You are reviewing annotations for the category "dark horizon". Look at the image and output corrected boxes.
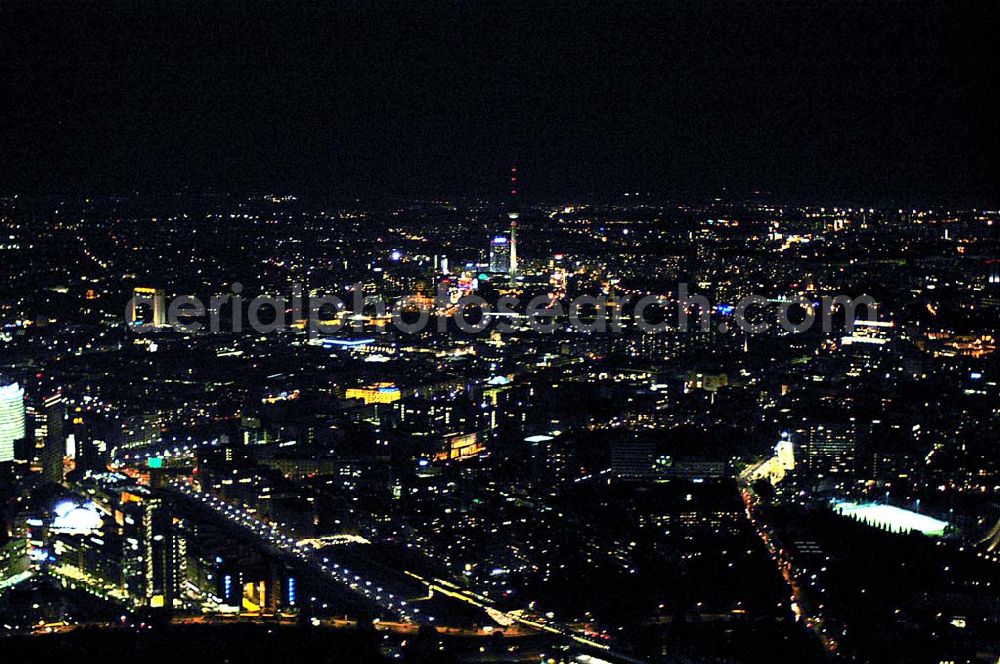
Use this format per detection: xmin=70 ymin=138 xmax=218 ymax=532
xmin=2 ymin=1 xmax=1000 ymax=205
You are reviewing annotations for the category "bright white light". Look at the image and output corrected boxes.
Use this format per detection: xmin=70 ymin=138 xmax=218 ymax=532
xmin=833 ymin=501 xmax=948 ymax=536
xmin=51 ymin=501 xmax=103 ymax=534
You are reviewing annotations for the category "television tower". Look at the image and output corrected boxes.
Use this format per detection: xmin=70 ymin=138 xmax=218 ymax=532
xmin=507 ymin=166 xmax=520 ymax=278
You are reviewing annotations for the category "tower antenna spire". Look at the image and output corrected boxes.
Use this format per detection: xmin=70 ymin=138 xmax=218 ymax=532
xmin=507 ymin=166 xmax=520 ymax=278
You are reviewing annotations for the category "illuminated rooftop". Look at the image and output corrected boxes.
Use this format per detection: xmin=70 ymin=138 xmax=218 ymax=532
xmin=51 ymin=500 xmax=104 ymax=535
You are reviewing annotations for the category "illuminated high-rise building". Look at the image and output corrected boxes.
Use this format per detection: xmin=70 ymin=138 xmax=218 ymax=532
xmin=804 ymin=421 xmax=856 ymax=476
xmin=42 ymin=393 xmax=66 ymax=484
xmin=489 ymin=235 xmax=511 ymax=273
xmin=122 ymin=492 xmax=186 ymax=609
xmin=0 ymin=382 xmax=26 ymax=463
xmin=610 ymin=439 xmax=658 ymax=479
xmin=129 ymin=287 xmax=167 ymax=328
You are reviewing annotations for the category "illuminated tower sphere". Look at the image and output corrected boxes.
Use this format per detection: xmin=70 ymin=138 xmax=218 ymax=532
xmin=0 ymin=382 xmax=26 ymax=463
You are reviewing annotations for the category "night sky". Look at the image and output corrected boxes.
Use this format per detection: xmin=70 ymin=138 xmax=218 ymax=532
xmin=2 ymin=0 xmax=999 ymax=203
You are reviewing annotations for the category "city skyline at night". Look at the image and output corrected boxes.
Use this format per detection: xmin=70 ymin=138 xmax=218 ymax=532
xmin=2 ymin=3 xmax=1000 ymax=664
